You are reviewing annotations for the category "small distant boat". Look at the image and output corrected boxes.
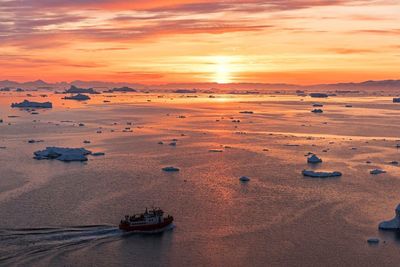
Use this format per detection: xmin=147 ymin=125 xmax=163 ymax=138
xmin=119 ymin=208 xmax=174 ymax=232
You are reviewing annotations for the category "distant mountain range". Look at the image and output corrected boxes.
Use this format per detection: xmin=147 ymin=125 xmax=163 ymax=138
xmin=0 ymin=79 xmax=399 ymax=92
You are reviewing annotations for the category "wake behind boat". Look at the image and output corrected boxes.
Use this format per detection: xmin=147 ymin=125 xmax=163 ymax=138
xmin=119 ymin=208 xmax=174 ymax=232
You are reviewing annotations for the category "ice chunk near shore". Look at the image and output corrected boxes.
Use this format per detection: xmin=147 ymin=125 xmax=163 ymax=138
xmin=33 ymin=147 xmax=91 ymax=162
xmin=162 ymin=166 xmax=180 ymax=172
xmin=11 ymin=100 xmax=52 ymax=108
xmin=379 ymin=204 xmax=400 ymax=230
xmin=302 ymin=170 xmax=342 ymax=178
xmin=307 ymin=154 xmax=322 ymax=163
xmin=370 ymin=169 xmax=386 ymax=175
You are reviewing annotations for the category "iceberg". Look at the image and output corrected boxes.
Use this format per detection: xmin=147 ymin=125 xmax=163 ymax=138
xmin=379 ymin=204 xmax=400 ymax=230
xmin=307 ymin=154 xmax=322 ymax=163
xmin=63 ymin=94 xmax=90 ymax=101
xmin=209 ymin=149 xmax=223 ymax=152
xmin=33 ymin=147 xmax=91 ymax=162
xmin=64 ymin=85 xmax=98 ymax=94
xmin=239 ymin=176 xmax=250 ymax=182
xmin=311 ymin=109 xmax=323 ymax=113
xmin=309 ymin=93 xmax=328 ymax=98
xmin=162 ymin=166 xmax=180 ymax=172
xmin=302 ymin=170 xmax=342 ymax=178
xmin=370 ymin=169 xmax=386 ymax=175
xmin=11 ymin=100 xmax=52 ymax=108
xmin=104 ymin=86 xmax=136 ymax=93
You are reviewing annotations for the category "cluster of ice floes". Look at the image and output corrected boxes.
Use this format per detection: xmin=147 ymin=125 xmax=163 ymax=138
xmin=11 ymin=100 xmax=52 ymax=108
xmin=33 ymin=147 xmax=92 ymax=162
xmin=379 ymin=204 xmax=400 ymax=230
xmin=302 ymin=170 xmax=342 ymax=178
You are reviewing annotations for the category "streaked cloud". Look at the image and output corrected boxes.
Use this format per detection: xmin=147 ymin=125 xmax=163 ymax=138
xmin=0 ymin=0 xmax=399 ymax=84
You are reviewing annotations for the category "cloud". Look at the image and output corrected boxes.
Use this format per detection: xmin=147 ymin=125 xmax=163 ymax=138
xmin=326 ymin=48 xmax=377 ymax=54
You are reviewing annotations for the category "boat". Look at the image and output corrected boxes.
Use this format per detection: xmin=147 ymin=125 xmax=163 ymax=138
xmin=119 ymin=208 xmax=174 ymax=232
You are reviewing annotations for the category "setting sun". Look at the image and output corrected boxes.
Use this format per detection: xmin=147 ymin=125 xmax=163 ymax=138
xmin=213 ymin=56 xmax=232 ymax=84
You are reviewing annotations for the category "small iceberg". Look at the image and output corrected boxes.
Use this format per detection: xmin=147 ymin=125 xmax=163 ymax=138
xmin=162 ymin=166 xmax=180 ymax=172
xmin=28 ymin=139 xmax=43 ymax=143
xmin=11 ymin=100 xmax=52 ymax=108
xmin=379 ymin=204 xmax=400 ymax=230
xmin=309 ymin=93 xmax=328 ymax=98
xmin=307 ymin=154 xmax=322 ymax=164
xmin=311 ymin=109 xmax=323 ymax=113
xmin=370 ymin=169 xmax=386 ymax=175
xmin=367 ymin=238 xmax=379 ymax=244
xmin=302 ymin=170 xmax=342 ymax=178
xmin=239 ymin=176 xmax=250 ymax=182
xmin=209 ymin=149 xmax=223 ymax=152
xmin=33 ymin=147 xmax=91 ymax=162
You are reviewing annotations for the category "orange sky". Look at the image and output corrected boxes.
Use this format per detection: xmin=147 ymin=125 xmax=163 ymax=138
xmin=1 ymin=0 xmax=399 ymax=84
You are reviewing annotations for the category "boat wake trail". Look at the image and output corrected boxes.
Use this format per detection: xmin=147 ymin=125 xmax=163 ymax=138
xmin=0 ymin=225 xmax=122 ymax=265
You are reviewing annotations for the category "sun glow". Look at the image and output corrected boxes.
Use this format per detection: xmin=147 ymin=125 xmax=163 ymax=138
xmin=214 ymin=56 xmax=232 ymax=84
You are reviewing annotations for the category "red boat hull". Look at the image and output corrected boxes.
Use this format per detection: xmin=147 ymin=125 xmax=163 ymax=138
xmin=119 ymin=216 xmax=174 ymax=232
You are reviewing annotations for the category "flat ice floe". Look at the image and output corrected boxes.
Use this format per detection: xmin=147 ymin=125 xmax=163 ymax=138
xmin=302 ymin=170 xmax=342 ymax=178
xmin=11 ymin=100 xmax=52 ymax=108
xmin=33 ymin=147 xmax=92 ymax=162
xmin=370 ymin=169 xmax=386 ymax=175
xmin=162 ymin=166 xmax=180 ymax=172
xmin=379 ymin=204 xmax=400 ymax=230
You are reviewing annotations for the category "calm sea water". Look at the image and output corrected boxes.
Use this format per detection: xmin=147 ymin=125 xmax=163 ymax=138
xmin=1 ymin=92 xmax=400 ymax=266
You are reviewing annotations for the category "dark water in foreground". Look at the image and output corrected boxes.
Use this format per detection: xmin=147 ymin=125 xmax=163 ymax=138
xmin=1 ymin=92 xmax=400 ymax=266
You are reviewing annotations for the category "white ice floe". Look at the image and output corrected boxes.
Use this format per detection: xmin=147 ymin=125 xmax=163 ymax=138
xmin=302 ymin=170 xmax=342 ymax=178
xmin=11 ymin=100 xmax=52 ymax=108
xmin=239 ymin=176 xmax=250 ymax=182
xmin=307 ymin=154 xmax=322 ymax=163
xmin=33 ymin=147 xmax=91 ymax=162
xmin=370 ymin=169 xmax=386 ymax=175
xmin=379 ymin=204 xmax=400 ymax=230
xmin=162 ymin=166 xmax=180 ymax=172
xmin=209 ymin=149 xmax=223 ymax=152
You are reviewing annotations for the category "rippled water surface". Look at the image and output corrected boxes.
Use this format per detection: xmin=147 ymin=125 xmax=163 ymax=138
xmin=1 ymin=92 xmax=400 ymax=266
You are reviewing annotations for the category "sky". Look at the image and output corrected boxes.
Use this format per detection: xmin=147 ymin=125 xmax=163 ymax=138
xmin=0 ymin=0 xmax=399 ymax=85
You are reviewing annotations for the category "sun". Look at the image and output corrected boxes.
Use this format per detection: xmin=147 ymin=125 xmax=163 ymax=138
xmin=213 ymin=56 xmax=232 ymax=84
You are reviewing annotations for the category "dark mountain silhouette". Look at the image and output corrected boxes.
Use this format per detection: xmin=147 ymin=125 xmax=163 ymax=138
xmin=0 ymin=79 xmax=399 ymax=92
